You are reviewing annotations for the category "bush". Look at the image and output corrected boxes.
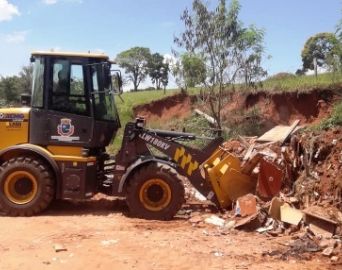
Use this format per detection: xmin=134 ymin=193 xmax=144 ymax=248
xmin=266 ymin=72 xmax=296 ymax=81
xmin=0 ymin=99 xmax=6 ymax=107
xmin=320 ymin=101 xmax=342 ymax=129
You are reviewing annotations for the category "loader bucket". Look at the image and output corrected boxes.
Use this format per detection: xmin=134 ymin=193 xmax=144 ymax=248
xmin=202 ymin=147 xmax=257 ymax=209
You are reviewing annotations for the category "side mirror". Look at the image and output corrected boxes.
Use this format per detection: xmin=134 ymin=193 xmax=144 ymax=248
xmin=111 ymin=71 xmax=123 ymax=94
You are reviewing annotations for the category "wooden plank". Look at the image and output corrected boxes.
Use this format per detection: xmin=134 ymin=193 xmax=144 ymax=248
xmin=280 ymin=119 xmax=301 ymax=145
xmin=256 ymin=120 xmax=300 ymax=144
xmin=194 ymin=109 xmax=217 ymax=125
xmin=256 ymin=126 xmax=291 ymax=143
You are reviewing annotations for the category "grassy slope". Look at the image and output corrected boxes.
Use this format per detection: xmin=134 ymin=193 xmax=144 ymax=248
xmin=186 ymin=73 xmax=342 ymax=95
xmin=108 ymin=73 xmax=342 ymax=153
xmin=259 ymin=73 xmax=342 ymax=93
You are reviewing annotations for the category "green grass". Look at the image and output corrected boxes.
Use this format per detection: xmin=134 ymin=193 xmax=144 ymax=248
xmin=259 ymin=72 xmax=342 ymax=93
xmin=186 ymin=72 xmax=342 ymax=95
xmin=108 ymin=89 xmax=180 ymax=153
xmin=317 ymin=100 xmax=342 ymax=130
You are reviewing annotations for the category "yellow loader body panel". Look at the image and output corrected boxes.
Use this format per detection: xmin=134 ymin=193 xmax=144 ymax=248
xmin=203 ymin=148 xmax=256 ymax=209
xmin=0 ymin=107 xmax=30 ymax=150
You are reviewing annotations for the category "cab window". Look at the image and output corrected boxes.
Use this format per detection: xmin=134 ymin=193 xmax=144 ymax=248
xmin=50 ymin=59 xmax=88 ymax=115
xmin=31 ymin=57 xmax=45 ymax=108
xmin=91 ymin=65 xmax=117 ymax=121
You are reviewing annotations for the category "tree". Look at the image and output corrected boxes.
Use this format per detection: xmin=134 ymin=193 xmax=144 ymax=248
xmin=175 ymin=0 xmax=266 ymax=128
xmin=337 ymin=13 xmax=342 ymax=41
xmin=0 ymin=65 xmax=33 ymax=105
xmin=301 ymin=33 xmax=340 ymax=75
xmin=181 ymin=53 xmax=206 ymax=88
xmin=116 ymin=47 xmax=151 ymax=91
xmin=147 ymin=53 xmax=169 ymax=90
xmin=335 ymin=15 xmax=342 ymax=71
xmin=235 ymin=26 xmax=267 ymax=86
xmin=0 ymin=76 xmax=22 ymax=104
xmin=167 ymin=57 xmax=187 ymax=93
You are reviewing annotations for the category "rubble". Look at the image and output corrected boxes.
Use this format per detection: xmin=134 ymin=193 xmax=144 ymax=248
xmin=280 ymin=203 xmax=303 ymax=226
xmin=204 ymin=215 xmax=225 ymax=227
xmin=235 ymin=194 xmax=257 ymax=217
xmin=256 ymin=119 xmax=301 ymax=144
xmin=101 ymin=239 xmax=119 ymax=246
xmin=53 ymin=244 xmax=67 ymax=252
xmin=331 ymin=256 xmax=339 ymax=262
xmin=303 ymin=207 xmax=338 ymax=238
xmin=257 ymin=159 xmax=283 ymax=199
xmin=322 ymin=246 xmax=334 ymax=257
xmin=188 ymin=124 xmax=342 ymax=259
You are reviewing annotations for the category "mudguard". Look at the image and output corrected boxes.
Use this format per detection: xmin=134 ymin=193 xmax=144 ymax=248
xmin=0 ymin=144 xmax=62 ymax=197
xmin=117 ymin=156 xmax=177 ymax=194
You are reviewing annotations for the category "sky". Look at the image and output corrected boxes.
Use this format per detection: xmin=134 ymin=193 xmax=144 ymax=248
xmin=0 ymin=0 xmax=341 ymax=88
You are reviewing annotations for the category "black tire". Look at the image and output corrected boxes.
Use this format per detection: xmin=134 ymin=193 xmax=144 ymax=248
xmin=126 ymin=162 xmax=185 ymax=220
xmin=0 ymin=156 xmax=55 ymax=216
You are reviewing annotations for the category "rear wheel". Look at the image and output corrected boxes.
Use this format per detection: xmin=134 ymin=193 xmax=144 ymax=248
xmin=0 ymin=157 xmax=55 ymax=216
xmin=126 ymin=163 xmax=185 ymax=220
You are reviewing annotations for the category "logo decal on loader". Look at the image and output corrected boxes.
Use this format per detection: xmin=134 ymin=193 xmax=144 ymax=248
xmin=51 ymin=118 xmax=80 ymax=142
xmin=57 ymin=118 xmax=75 ymax=137
xmin=173 ymin=147 xmax=199 ymax=176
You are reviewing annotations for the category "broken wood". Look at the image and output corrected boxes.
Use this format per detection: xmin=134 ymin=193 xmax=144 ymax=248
xmin=194 ymin=109 xmax=217 ymax=125
xmin=280 ymin=203 xmax=303 ymax=225
xmin=268 ymin=197 xmax=284 ymax=221
xmin=256 ymin=120 xmax=301 ymax=144
xmin=303 ymin=209 xmax=338 ymax=237
xmin=257 ymin=159 xmax=284 ymax=199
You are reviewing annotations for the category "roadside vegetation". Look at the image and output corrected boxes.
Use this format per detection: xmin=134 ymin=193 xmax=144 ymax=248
xmin=186 ymin=72 xmax=342 ymax=96
xmin=315 ymin=100 xmax=342 ymax=130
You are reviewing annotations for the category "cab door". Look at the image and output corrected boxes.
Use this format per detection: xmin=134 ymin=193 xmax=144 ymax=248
xmin=30 ymin=57 xmax=94 ymax=147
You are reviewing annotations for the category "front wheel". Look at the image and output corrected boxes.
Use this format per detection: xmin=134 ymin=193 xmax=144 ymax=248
xmin=0 ymin=157 xmax=55 ymax=216
xmin=126 ymin=163 xmax=185 ymax=220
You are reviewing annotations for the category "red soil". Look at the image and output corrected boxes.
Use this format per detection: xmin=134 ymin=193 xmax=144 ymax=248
xmin=242 ymin=90 xmax=336 ymax=125
xmin=134 ymin=90 xmax=339 ymax=129
xmin=133 ymin=93 xmax=194 ymax=122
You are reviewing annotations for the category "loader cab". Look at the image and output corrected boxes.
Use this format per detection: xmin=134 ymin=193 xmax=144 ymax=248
xmin=29 ymin=51 xmax=121 ymax=150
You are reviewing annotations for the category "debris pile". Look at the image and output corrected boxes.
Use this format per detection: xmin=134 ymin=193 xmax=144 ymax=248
xmin=186 ymin=121 xmax=342 ymax=261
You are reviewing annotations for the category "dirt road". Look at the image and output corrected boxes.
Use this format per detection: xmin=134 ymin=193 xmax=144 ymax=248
xmin=0 ymin=197 xmax=337 ymax=270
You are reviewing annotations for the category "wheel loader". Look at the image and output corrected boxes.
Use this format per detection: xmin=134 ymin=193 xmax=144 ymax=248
xmin=0 ymin=51 xmax=264 ymax=220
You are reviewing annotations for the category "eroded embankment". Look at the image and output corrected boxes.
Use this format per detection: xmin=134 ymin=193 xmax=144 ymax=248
xmin=134 ymin=89 xmax=339 ymax=128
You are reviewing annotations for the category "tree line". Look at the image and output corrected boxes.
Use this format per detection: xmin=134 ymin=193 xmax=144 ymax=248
xmin=0 ymin=65 xmax=32 ymax=106
xmin=116 ymin=48 xmax=169 ymax=91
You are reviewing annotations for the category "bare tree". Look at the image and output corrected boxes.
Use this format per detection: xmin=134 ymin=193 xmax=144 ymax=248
xmin=174 ymin=0 xmax=266 ymax=129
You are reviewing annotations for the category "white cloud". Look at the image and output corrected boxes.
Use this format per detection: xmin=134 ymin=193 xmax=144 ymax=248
xmin=43 ymin=0 xmax=58 ymax=4
xmin=42 ymin=0 xmax=58 ymax=4
xmin=305 ymin=66 xmax=327 ymax=76
xmin=5 ymin=31 xmax=28 ymax=44
xmin=42 ymin=0 xmax=83 ymax=5
xmin=0 ymin=0 xmax=20 ymax=22
xmin=66 ymin=0 xmax=83 ymax=3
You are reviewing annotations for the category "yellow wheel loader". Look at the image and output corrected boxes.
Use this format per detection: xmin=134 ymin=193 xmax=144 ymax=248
xmin=0 ymin=51 xmax=261 ymax=220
